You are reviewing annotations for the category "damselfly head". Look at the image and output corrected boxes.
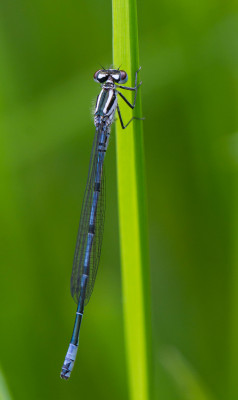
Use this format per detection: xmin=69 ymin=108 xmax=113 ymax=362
xmin=94 ymin=69 xmax=128 ymax=84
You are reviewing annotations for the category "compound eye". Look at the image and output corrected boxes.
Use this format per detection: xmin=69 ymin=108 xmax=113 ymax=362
xmin=119 ymin=70 xmax=128 ymax=84
xmin=93 ymin=70 xmax=101 ymax=81
xmin=111 ymin=72 xmax=120 ymax=82
xmin=94 ymin=70 xmax=108 ymax=83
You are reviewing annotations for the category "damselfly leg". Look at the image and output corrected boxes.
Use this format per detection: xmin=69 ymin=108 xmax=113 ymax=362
xmin=115 ymin=67 xmax=144 ymax=129
xmin=116 ymin=105 xmax=144 ymax=130
xmin=115 ymin=67 xmax=142 ymax=109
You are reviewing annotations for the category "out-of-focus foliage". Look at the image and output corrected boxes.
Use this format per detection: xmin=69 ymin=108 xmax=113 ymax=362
xmin=0 ymin=0 xmax=237 ymax=399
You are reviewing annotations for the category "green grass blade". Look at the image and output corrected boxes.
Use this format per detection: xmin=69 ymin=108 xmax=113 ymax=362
xmin=0 ymin=367 xmax=13 ymax=400
xmin=112 ymin=2 xmax=151 ymax=400
xmin=161 ymin=347 xmax=217 ymax=400
xmin=228 ymin=133 xmax=238 ymax=399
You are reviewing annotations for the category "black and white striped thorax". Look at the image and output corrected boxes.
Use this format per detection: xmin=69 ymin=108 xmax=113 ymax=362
xmin=94 ymin=85 xmax=117 ymax=128
xmin=94 ymin=77 xmax=118 ymax=151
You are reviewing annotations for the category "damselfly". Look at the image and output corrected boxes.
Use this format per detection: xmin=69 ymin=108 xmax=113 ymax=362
xmin=61 ymin=67 xmax=142 ymax=380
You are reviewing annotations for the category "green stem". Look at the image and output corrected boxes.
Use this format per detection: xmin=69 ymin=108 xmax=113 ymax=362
xmin=112 ymin=2 xmax=151 ymax=400
xmin=229 ymin=165 xmax=238 ymax=400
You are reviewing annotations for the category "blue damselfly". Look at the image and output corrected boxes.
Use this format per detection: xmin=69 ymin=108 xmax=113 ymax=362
xmin=60 ymin=67 xmax=142 ymax=380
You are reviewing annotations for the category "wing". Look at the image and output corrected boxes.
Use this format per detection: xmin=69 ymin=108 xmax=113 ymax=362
xmin=70 ymin=127 xmax=106 ymax=305
xmin=85 ymin=166 xmax=105 ymax=302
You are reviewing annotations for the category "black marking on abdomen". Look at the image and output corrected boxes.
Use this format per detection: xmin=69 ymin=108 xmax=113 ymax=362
xmin=89 ymin=224 xmax=95 ymax=234
xmin=94 ymin=182 xmax=100 ymax=192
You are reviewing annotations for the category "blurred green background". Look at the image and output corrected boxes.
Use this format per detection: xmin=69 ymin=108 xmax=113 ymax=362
xmin=0 ymin=0 xmax=237 ymax=399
